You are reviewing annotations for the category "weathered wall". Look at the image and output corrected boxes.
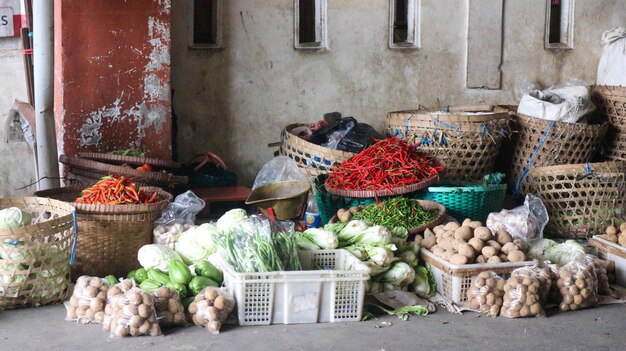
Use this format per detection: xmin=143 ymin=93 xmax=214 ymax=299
xmin=171 ymin=0 xmax=626 ymax=185
xmin=55 ymin=0 xmax=172 ymax=160
xmin=0 ymin=39 xmax=36 ymax=197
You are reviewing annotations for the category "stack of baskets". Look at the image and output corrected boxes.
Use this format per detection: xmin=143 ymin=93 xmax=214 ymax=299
xmin=0 ymin=197 xmax=76 ymax=308
xmin=527 ymin=161 xmax=626 ymax=239
xmin=385 ymin=108 xmax=511 ymax=180
xmin=594 ymin=85 xmax=626 ymax=161
xmin=508 ymin=112 xmax=608 ymax=195
xmin=34 ymin=187 xmax=172 ymax=278
xmin=278 ymin=123 xmax=356 ymax=178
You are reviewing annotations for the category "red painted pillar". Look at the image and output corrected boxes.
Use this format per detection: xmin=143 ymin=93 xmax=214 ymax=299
xmin=54 ymin=0 xmax=172 ymax=160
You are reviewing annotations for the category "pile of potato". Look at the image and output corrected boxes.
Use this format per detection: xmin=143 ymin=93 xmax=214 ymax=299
xmin=420 ymin=219 xmax=528 ymax=265
xmin=103 ymin=287 xmax=162 ymax=337
xmin=600 ymin=224 xmax=626 ymax=247
xmin=501 ymin=273 xmax=545 ymax=318
xmin=153 ymin=223 xmax=191 ymax=249
xmin=557 ymin=262 xmax=598 ymax=312
xmin=103 ymin=279 xmax=136 ymax=331
xmin=188 ymin=286 xmax=235 ymax=334
xmin=65 ymin=276 xmax=109 ymax=324
xmin=152 ymin=286 xmax=187 ymax=327
xmin=511 ymin=266 xmax=552 ymax=304
xmin=466 ymin=271 xmax=505 ymax=316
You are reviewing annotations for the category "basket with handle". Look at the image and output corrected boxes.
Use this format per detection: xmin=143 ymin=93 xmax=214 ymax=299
xmin=526 ymin=161 xmax=626 ymax=239
xmin=593 ymin=85 xmax=626 ymax=161
xmin=0 ymin=197 xmax=76 ymax=309
xmin=278 ymin=123 xmax=357 ymax=178
xmin=385 ymin=106 xmax=511 ymax=180
xmin=508 ymin=113 xmax=608 ymax=195
xmin=34 ymin=186 xmax=172 ymax=278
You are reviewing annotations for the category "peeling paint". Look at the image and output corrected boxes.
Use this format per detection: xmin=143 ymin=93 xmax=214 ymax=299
xmin=79 ymin=95 xmax=124 ymax=146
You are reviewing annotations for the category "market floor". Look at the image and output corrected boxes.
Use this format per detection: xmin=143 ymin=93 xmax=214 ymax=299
xmin=1 ymin=304 xmax=624 ymax=351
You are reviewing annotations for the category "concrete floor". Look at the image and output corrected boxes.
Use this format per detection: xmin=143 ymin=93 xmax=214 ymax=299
xmin=1 ymin=304 xmax=624 ymax=351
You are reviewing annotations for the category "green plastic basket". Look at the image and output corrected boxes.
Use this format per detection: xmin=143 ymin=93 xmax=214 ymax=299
xmin=415 ymin=181 xmax=507 ymax=223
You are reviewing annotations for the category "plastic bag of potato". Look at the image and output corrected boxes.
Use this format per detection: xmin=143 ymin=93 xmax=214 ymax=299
xmin=105 ymin=287 xmax=162 ymax=337
xmin=152 ymin=286 xmax=188 ymax=328
xmin=557 ymin=260 xmax=598 ymax=312
xmin=584 ymin=255 xmax=610 ymax=296
xmin=103 ymin=279 xmax=136 ymax=332
xmin=188 ymin=286 xmax=235 ymax=334
xmin=501 ymin=269 xmax=546 ymax=318
xmin=466 ymin=271 xmax=505 ymax=317
xmin=510 ymin=266 xmax=552 ymax=305
xmin=65 ymin=276 xmax=110 ymax=324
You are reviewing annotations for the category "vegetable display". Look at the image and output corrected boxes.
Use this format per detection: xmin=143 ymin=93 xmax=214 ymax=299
xmin=350 ymin=198 xmax=439 ymax=234
xmin=420 ymin=219 xmax=528 ymax=265
xmin=75 ymin=175 xmax=159 ymax=205
xmin=325 ymin=137 xmax=443 ymax=192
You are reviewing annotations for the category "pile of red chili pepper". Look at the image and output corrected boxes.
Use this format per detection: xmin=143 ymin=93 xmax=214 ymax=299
xmin=325 ymin=137 xmax=444 ymax=191
xmin=75 ymin=175 xmax=159 ymax=205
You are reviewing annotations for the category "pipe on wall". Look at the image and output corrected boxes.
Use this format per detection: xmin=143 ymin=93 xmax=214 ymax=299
xmin=33 ymin=0 xmax=59 ymax=190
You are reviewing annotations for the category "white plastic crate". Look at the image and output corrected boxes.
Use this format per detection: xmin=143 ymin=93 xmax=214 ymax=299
xmin=589 ymin=236 xmax=626 ymax=286
xmin=420 ymin=248 xmax=536 ymax=304
xmin=221 ymin=249 xmax=370 ymax=326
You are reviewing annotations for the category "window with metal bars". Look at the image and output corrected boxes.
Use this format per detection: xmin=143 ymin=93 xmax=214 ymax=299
xmin=389 ymin=0 xmax=420 ymax=49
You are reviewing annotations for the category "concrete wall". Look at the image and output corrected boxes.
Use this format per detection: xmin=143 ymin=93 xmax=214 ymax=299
xmin=0 ymin=38 xmax=36 ymax=197
xmin=171 ymin=0 xmax=626 ymax=185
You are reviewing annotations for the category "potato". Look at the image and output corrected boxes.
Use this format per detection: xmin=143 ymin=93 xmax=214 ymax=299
xmin=607 ymin=234 xmax=619 ymax=243
xmin=337 ymin=209 xmax=351 ymax=223
xmin=433 ymin=225 xmax=445 ymax=234
xmin=476 ymin=255 xmax=486 ymax=264
xmin=424 ymin=228 xmax=435 ymax=239
xmin=85 ymin=286 xmax=98 ymax=298
xmin=414 ymin=236 xmax=423 ymax=246
xmin=449 ymin=254 xmax=468 ymax=265
xmin=507 ymin=250 xmax=526 ymax=263
xmin=130 ymin=315 xmax=143 ymax=328
xmin=348 ymin=206 xmax=361 ymax=215
xmin=481 ymin=246 xmax=497 ymax=259
xmin=142 ymin=294 xmax=153 ymax=306
xmin=454 ymin=226 xmax=474 ymax=241
xmin=495 ymin=230 xmax=513 ymax=245
xmin=498 ymin=254 xmax=509 ymax=262
xmin=149 ymin=323 xmax=161 ymax=337
xmin=468 ymin=221 xmax=483 ymax=229
xmin=487 ymin=256 xmax=502 ymax=264
xmin=457 ymin=243 xmax=476 ymax=260
xmin=606 ymin=225 xmax=617 ymax=236
xmin=487 ymin=240 xmax=502 ymax=251
xmin=501 ymin=242 xmax=517 ymax=255
xmin=138 ymin=304 xmax=150 ymax=319
xmin=90 ymin=298 xmax=104 ymax=312
xmin=620 ymin=222 xmax=626 ymax=233
xmin=438 ymin=237 xmax=455 ymax=251
xmin=66 ymin=307 xmax=78 ymax=320
xmin=441 ymin=230 xmax=455 ymax=239
xmin=452 ymin=238 xmax=466 ymax=251
xmin=422 ymin=236 xmax=437 ymax=249
xmin=474 ymin=227 xmax=493 ymax=241
xmin=462 ymin=218 xmax=472 ymax=227
xmin=129 ymin=292 xmax=142 ymax=305
xmin=432 ymin=246 xmax=445 ymax=257
xmin=618 ymin=234 xmax=626 ymax=247
xmin=442 ymin=250 xmax=456 ymax=261
xmin=443 ymin=222 xmax=460 ymax=231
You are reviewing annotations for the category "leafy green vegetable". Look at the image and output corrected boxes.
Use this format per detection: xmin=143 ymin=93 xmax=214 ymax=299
xmin=362 ymin=303 xmax=429 ymax=321
xmin=412 ymin=266 xmax=436 ymax=298
xmin=295 ymin=228 xmax=338 ymax=250
xmin=109 ymin=148 xmax=145 ymax=157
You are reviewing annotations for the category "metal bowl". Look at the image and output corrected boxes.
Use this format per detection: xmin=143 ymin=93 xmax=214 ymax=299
xmin=245 ymin=181 xmax=311 ymax=220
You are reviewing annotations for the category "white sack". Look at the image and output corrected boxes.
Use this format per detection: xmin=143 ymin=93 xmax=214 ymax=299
xmin=517 ymin=85 xmax=596 ymax=123
xmin=597 ymin=27 xmax=626 ymax=86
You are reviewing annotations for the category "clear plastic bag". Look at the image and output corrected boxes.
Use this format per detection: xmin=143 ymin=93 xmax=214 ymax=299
xmin=584 ymin=255 xmax=610 ymax=296
xmin=466 ymin=271 xmax=505 ymax=317
xmin=103 ymin=279 xmax=137 ymax=331
xmin=510 ymin=266 xmax=552 ymax=305
xmin=188 ymin=286 xmax=236 ymax=334
xmin=544 ymin=262 xmax=562 ymax=304
xmin=501 ymin=269 xmax=546 ymax=318
xmin=557 ymin=260 xmax=598 ymax=312
xmin=106 ymin=287 xmax=162 ymax=337
xmin=487 ymin=195 xmax=548 ymax=243
xmin=152 ymin=286 xmax=187 ymax=328
xmin=153 ymin=191 xmax=205 ymax=248
xmin=252 ymin=156 xmax=309 ymax=190
xmin=65 ymin=276 xmax=109 ymax=324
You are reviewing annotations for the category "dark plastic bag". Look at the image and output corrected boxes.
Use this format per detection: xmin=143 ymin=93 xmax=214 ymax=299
xmin=337 ymin=123 xmax=383 ymax=153
xmin=308 ymin=117 xmax=357 ymax=147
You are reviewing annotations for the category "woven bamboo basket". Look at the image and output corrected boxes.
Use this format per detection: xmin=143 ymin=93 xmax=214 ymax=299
xmin=34 ymin=187 xmax=172 ymax=278
xmin=508 ymin=113 xmax=608 ymax=195
xmin=526 ymin=162 xmax=626 ymax=239
xmin=60 ymin=155 xmax=188 ymax=189
xmin=593 ymin=86 xmax=626 ymax=161
xmin=278 ymin=123 xmax=357 ymax=178
xmin=0 ymin=197 xmax=75 ymax=309
xmin=385 ymin=109 xmax=511 ymax=180
xmin=78 ymin=152 xmax=181 ymax=169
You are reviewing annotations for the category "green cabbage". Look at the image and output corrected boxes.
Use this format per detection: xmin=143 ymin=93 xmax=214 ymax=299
xmin=546 ymin=240 xmax=587 ymax=266
xmin=138 ymin=244 xmax=183 ymax=272
xmin=175 ymin=223 xmax=220 ymax=263
xmin=0 ymin=207 xmax=32 ymax=228
xmin=412 ymin=266 xmax=436 ymax=298
xmin=216 ymin=209 xmax=248 ymax=233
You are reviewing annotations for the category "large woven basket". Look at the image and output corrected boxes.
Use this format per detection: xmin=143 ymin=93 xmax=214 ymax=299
xmin=0 ymin=197 xmax=75 ymax=309
xmin=278 ymin=123 xmax=356 ymax=178
xmin=593 ymin=86 xmax=626 ymax=161
xmin=386 ymin=109 xmax=511 ymax=180
xmin=526 ymin=162 xmax=626 ymax=239
xmin=508 ymin=113 xmax=608 ymax=195
xmin=34 ymin=187 xmax=172 ymax=278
